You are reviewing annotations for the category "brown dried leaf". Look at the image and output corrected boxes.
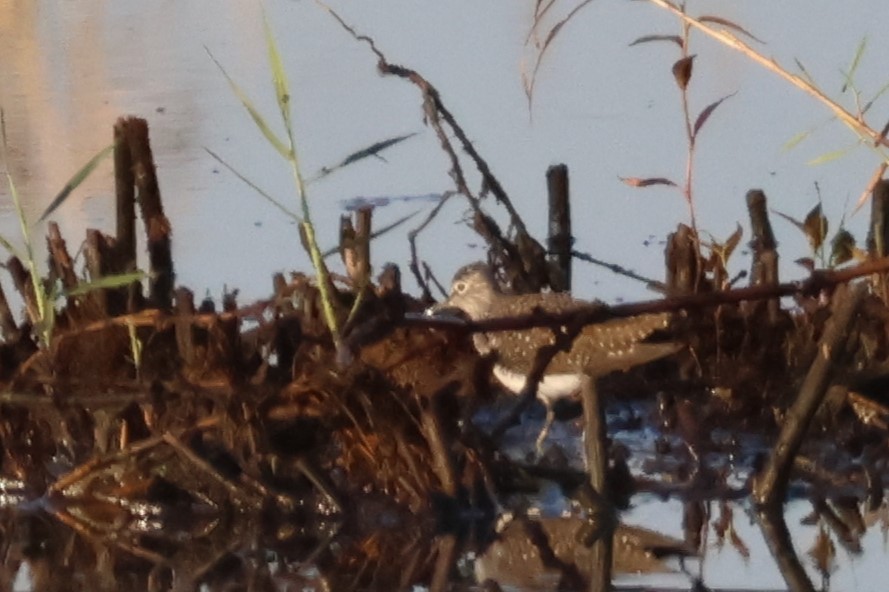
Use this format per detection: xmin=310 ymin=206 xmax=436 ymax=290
xmin=672 ymin=55 xmax=696 ymax=90
xmin=803 ymin=203 xmax=828 ymax=251
xmin=795 ymin=257 xmax=816 ymax=272
xmin=807 ymin=526 xmax=836 ymax=578
xmin=830 ymin=229 xmax=856 ymax=266
xmin=772 ymin=209 xmax=805 ymax=233
xmin=724 ymin=223 xmax=744 ymax=261
xmin=619 ymin=176 xmax=677 ymax=188
xmin=693 ymin=92 xmax=736 ymax=137
xmin=629 ymin=34 xmax=684 ymax=49
xmin=699 ymin=15 xmax=764 ymax=43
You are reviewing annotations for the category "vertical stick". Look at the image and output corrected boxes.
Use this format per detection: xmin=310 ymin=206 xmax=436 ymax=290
xmin=47 ymin=222 xmax=79 ymax=293
xmin=174 ymin=287 xmax=196 ymax=367
xmin=126 ymin=117 xmax=174 ymax=309
xmin=867 ymin=179 xmax=889 ymax=301
xmin=665 ymin=223 xmax=698 ymax=295
xmin=420 ymin=385 xmax=458 ymax=497
xmin=0 ymin=281 xmax=20 ymax=341
xmin=114 ymin=118 xmax=136 ymax=271
xmin=354 ymin=207 xmax=372 ymax=286
xmin=84 ymin=230 xmax=109 ymax=317
xmin=747 ymin=189 xmax=780 ymax=322
xmin=867 ymin=179 xmax=889 ymax=257
xmin=757 ymin=505 xmax=817 ymax=592
xmin=7 ymin=257 xmax=38 ymax=325
xmin=547 ymin=164 xmax=572 ymax=293
xmin=581 ymin=375 xmax=613 ymax=592
xmin=113 ymin=118 xmax=145 ymax=313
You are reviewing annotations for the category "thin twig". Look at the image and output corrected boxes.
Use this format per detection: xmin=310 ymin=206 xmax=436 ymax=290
xmin=414 ymin=256 xmax=889 ymax=335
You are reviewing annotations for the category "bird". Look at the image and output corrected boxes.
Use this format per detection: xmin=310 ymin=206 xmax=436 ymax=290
xmin=428 ymin=262 xmax=679 ymax=454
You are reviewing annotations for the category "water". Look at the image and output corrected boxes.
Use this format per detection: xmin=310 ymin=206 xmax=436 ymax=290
xmin=1 ymin=2 xmax=889 ymax=590
xmin=0 ymin=1 xmax=887 ymax=305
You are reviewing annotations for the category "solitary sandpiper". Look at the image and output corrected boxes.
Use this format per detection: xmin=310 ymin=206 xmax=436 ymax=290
xmin=429 ymin=262 xmax=678 ymax=453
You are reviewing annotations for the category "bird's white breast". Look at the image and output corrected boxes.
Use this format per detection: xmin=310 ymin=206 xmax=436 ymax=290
xmin=492 ymin=365 xmax=583 ymax=405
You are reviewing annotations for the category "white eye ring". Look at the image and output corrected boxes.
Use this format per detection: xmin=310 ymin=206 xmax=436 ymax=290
xmin=454 ymin=281 xmax=467 ymax=294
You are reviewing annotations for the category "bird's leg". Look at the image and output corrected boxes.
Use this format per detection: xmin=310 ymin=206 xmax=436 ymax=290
xmin=535 ymin=404 xmax=556 ymax=458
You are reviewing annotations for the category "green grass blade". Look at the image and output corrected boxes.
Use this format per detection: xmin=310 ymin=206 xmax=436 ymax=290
xmin=39 ymin=143 xmax=114 ymax=222
xmin=1 ymin=109 xmax=48 ymax=335
xmin=0 ymin=110 xmax=28 ymax=244
xmin=205 ymin=46 xmax=292 ymax=160
xmin=783 ymin=130 xmax=811 ymax=151
xmin=841 ymin=36 xmax=867 ymax=92
xmin=808 ymin=145 xmax=853 ymax=165
xmin=262 ymin=12 xmax=293 ymax=138
xmin=205 ymin=147 xmax=301 ymax=222
xmin=65 ymin=270 xmax=148 ymax=297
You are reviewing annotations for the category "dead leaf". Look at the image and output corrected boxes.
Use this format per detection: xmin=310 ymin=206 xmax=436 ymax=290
xmin=629 ymin=34 xmax=684 ymax=49
xmin=807 ymin=525 xmax=836 ymax=578
xmin=723 ymin=223 xmax=744 ymax=261
xmin=699 ymin=15 xmax=764 ymax=43
xmin=619 ymin=176 xmax=677 ymax=188
xmin=829 ymin=229 xmax=856 ymax=266
xmin=803 ymin=203 xmax=828 ymax=251
xmin=693 ymin=92 xmax=736 ymax=137
xmin=672 ymin=55 xmax=696 ymax=90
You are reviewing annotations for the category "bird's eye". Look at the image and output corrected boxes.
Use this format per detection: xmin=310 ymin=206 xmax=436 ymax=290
xmin=454 ymin=281 xmax=467 ymax=294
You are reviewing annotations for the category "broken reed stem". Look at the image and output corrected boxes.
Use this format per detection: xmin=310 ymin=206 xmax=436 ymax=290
xmin=174 ymin=287 xmax=196 ymax=367
xmin=7 ymin=256 xmax=38 ymax=326
xmin=546 ymin=164 xmax=572 ymax=293
xmin=581 ymin=376 xmax=607 ymax=493
xmin=0 ymin=281 xmax=19 ymax=341
xmin=47 ymin=222 xmax=78 ymax=292
xmin=84 ymin=230 xmax=109 ymax=317
xmin=420 ymin=385 xmax=459 ymax=497
xmin=746 ymin=189 xmax=780 ymax=322
xmin=753 ymin=282 xmax=866 ymax=506
xmin=665 ymin=223 xmax=701 ymax=295
xmin=123 ymin=117 xmax=174 ymax=310
xmin=340 ymin=208 xmax=372 ymax=330
xmin=867 ymin=179 xmax=889 ymax=301
xmin=114 ymin=118 xmax=136 ymax=272
xmin=581 ymin=375 xmax=613 ymax=592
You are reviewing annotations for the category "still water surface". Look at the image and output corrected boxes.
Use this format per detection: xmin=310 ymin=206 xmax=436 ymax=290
xmin=1 ymin=1 xmax=888 ymax=303
xmin=1 ymin=2 xmax=889 ymax=590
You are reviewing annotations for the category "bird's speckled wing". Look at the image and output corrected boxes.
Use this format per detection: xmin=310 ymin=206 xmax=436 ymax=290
xmin=478 ymin=292 xmax=675 ymax=375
